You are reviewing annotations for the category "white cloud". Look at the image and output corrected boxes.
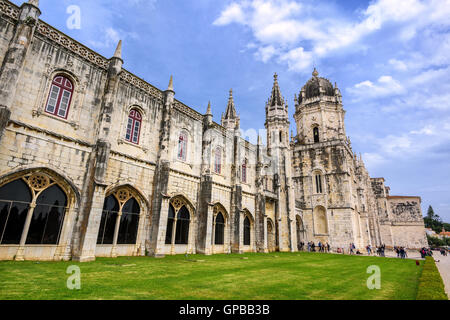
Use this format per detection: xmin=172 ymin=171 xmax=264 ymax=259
xmin=278 ymin=47 xmax=313 ymax=72
xmin=255 ymin=45 xmax=276 ymax=63
xmin=213 ymin=0 xmax=450 ymax=72
xmin=347 ymin=75 xmax=405 ymax=100
xmin=213 ymin=3 xmax=246 ymax=26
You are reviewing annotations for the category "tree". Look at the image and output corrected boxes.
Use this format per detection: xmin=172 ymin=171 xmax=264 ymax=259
xmin=427 ymin=206 xmax=435 ymax=219
xmin=423 ymin=205 xmax=444 ymax=233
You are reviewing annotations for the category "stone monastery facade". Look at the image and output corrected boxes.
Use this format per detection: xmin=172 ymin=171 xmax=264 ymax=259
xmin=0 ymin=1 xmax=427 ymax=261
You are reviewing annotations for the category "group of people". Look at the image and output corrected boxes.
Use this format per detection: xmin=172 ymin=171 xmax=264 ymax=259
xmin=349 ymin=243 xmax=363 ymax=255
xmin=376 ymin=244 xmax=386 ymax=257
xmin=394 ymin=246 xmax=408 ymax=259
xmin=298 ymin=241 xmax=447 ymax=260
xmin=420 ymin=247 xmax=433 ymax=258
xmin=298 ymin=241 xmax=331 ymax=253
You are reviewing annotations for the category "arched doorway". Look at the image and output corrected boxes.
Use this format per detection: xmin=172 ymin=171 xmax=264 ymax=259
xmin=267 ymin=218 xmax=276 ymax=252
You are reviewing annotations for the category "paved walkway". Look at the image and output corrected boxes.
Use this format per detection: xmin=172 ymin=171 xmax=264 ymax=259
xmin=433 ymin=251 xmax=450 ymax=299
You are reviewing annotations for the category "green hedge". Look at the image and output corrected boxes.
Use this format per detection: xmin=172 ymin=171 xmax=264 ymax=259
xmin=416 ymin=256 xmax=448 ymax=300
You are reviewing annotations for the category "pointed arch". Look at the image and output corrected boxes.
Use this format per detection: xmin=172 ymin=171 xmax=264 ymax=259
xmin=243 ymin=209 xmax=254 ymax=247
xmin=213 ymin=203 xmax=228 ymax=246
xmin=98 ymin=185 xmax=147 ymax=246
xmin=0 ymin=168 xmax=78 ymax=247
xmin=165 ymin=195 xmax=196 ymax=247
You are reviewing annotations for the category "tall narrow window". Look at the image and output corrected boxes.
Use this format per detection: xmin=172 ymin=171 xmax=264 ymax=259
xmin=313 ymin=127 xmax=320 ymax=143
xmin=279 ymin=131 xmax=282 ymax=143
xmin=178 ymin=131 xmax=187 ymax=161
xmin=244 ymin=216 xmax=251 ymax=246
xmin=125 ymin=109 xmax=142 ymax=144
xmin=165 ymin=205 xmax=175 ymax=244
xmin=242 ymin=160 xmax=247 ymax=183
xmin=117 ymin=197 xmax=140 ymax=244
xmin=45 ymin=75 xmax=73 ymax=119
xmin=214 ymin=147 xmax=222 ymax=174
xmin=97 ymin=195 xmax=119 ymax=245
xmin=214 ymin=212 xmax=225 ymax=245
xmin=175 ymin=206 xmax=190 ymax=244
xmin=315 ymin=174 xmax=323 ymax=194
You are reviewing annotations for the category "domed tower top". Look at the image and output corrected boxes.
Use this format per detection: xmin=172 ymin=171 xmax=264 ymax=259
xmin=293 ymin=68 xmax=346 ymax=145
xmin=298 ymin=68 xmax=339 ymax=104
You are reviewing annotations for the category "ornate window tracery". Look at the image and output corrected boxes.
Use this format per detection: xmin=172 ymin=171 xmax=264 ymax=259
xmin=0 ymin=173 xmax=68 ymax=245
xmin=97 ymin=188 xmax=141 ymax=245
xmin=165 ymin=197 xmax=192 ymax=245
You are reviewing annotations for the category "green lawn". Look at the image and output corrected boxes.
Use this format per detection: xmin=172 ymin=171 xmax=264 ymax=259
xmin=0 ymin=252 xmax=424 ymax=300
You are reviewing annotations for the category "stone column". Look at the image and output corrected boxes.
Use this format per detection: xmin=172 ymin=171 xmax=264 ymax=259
xmin=170 ymin=216 xmax=177 ymax=255
xmin=15 ymin=202 xmax=36 ymax=261
xmin=211 ymin=214 xmax=216 ymax=254
xmin=203 ymin=204 xmax=214 ymax=255
xmin=263 ymin=215 xmax=268 ymax=253
xmin=74 ymin=184 xmax=107 ymax=262
xmin=110 ymin=210 xmax=122 ymax=258
xmin=150 ymin=195 xmax=171 ymax=257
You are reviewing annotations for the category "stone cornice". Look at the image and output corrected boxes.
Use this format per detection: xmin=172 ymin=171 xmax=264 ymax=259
xmin=7 ymin=119 xmax=93 ymax=148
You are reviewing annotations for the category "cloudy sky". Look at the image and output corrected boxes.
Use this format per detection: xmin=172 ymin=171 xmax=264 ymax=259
xmin=13 ymin=0 xmax=450 ymax=221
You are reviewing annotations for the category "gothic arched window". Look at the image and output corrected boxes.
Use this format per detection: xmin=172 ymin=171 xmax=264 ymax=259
xmin=313 ymin=127 xmax=320 ymax=143
xmin=125 ymin=109 xmax=142 ymax=144
xmin=178 ymin=131 xmax=188 ymax=161
xmin=45 ymin=75 xmax=74 ymax=119
xmin=0 ymin=173 xmax=68 ymax=246
xmin=214 ymin=212 xmax=225 ymax=245
xmin=244 ymin=216 xmax=251 ymax=246
xmin=175 ymin=206 xmax=190 ymax=244
xmin=97 ymin=189 xmax=141 ymax=245
xmin=214 ymin=147 xmax=222 ymax=174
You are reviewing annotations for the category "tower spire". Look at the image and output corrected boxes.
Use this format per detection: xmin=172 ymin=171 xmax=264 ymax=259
xmin=167 ymin=75 xmax=174 ymax=91
xmin=221 ymin=89 xmax=239 ymax=130
xmin=206 ymin=101 xmax=212 ymax=115
xmin=269 ymin=72 xmax=284 ymax=107
xmin=113 ymin=40 xmax=122 ymax=60
xmin=224 ymin=89 xmax=237 ymax=119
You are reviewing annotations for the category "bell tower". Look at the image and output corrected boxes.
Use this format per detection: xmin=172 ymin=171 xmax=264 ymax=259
xmin=293 ymin=68 xmax=346 ymax=145
xmin=265 ymin=73 xmax=289 ymax=156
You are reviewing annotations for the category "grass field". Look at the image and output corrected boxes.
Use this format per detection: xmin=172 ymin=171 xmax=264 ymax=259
xmin=0 ymin=252 xmax=425 ymax=300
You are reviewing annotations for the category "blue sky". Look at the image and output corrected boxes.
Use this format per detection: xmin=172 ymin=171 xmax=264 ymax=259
xmin=13 ymin=0 xmax=450 ymax=221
